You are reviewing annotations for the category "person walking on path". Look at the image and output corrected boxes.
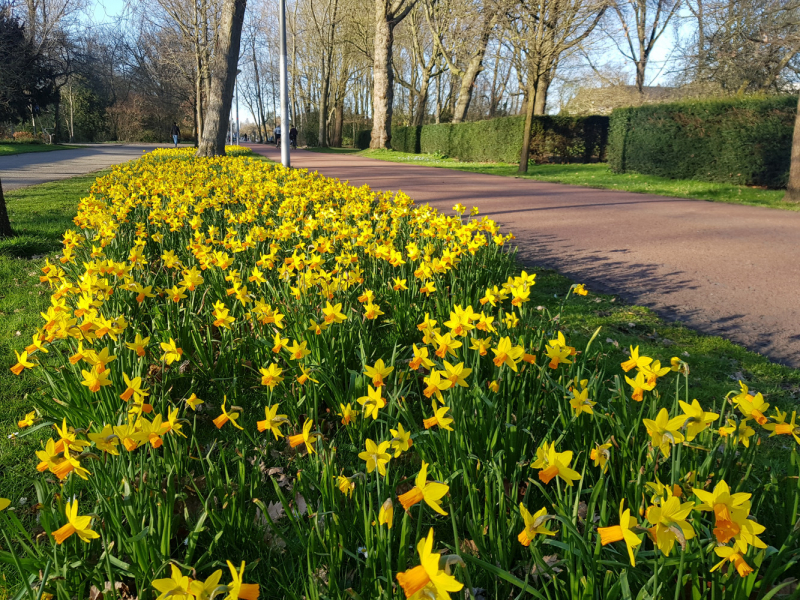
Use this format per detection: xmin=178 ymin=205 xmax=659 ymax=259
xmin=289 ymin=125 xmax=298 ymax=149
xmin=274 ymin=124 xmax=282 ymax=148
xmin=171 ymin=122 xmax=180 ymax=147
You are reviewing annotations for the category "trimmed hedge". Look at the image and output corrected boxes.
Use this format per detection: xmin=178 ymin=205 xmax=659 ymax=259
xmin=357 ymin=115 xmax=609 ymax=163
xmin=608 ymin=95 xmax=797 ymax=188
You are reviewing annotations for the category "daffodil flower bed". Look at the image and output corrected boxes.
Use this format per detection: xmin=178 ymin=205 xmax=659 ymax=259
xmin=3 ymin=148 xmax=800 ymax=599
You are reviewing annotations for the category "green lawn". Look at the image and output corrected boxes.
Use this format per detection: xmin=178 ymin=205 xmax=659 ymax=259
xmin=2 ymin=167 xmax=799 ymax=515
xmin=0 ymin=142 xmax=79 ymax=156
xmin=0 ymin=172 xmax=108 ymax=507
xmin=307 ymin=147 xmax=795 ymax=211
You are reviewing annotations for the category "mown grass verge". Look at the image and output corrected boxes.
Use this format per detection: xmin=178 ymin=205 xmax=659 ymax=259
xmin=0 ymin=143 xmax=80 ymax=156
xmin=307 ymin=147 xmax=794 ymax=211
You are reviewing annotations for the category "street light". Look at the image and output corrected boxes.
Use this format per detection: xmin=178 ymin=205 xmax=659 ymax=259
xmin=279 ymin=0 xmax=290 ymax=167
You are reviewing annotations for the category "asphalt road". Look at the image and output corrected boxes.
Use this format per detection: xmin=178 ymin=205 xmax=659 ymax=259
xmin=0 ymin=144 xmax=183 ymax=190
xmin=248 ymin=143 xmax=800 ymax=368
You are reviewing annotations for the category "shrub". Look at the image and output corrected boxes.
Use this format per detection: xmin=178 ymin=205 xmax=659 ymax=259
xmin=607 ymin=95 xmax=797 ymax=188
xmin=356 ymin=128 xmax=372 ymax=149
xmin=360 ymin=116 xmax=609 ymax=164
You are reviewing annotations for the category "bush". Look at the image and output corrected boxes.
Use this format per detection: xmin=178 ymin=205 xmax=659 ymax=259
xmin=356 ymin=128 xmax=372 ymax=150
xmin=528 ymin=115 xmax=609 ymax=163
xmin=360 ymin=116 xmax=609 ymax=164
xmin=607 ymin=95 xmax=797 ymax=188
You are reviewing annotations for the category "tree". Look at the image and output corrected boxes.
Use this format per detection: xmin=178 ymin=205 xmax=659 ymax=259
xmin=424 ymin=0 xmax=498 ymax=123
xmin=514 ymin=0 xmax=607 ymax=173
xmin=786 ymin=92 xmax=800 ymax=203
xmin=370 ymin=0 xmax=417 ymax=148
xmin=0 ymin=179 xmax=11 ymax=239
xmin=609 ymin=0 xmax=680 ymax=93
xmin=197 ymin=0 xmax=247 ymax=157
xmin=0 ymin=9 xmax=57 ymax=123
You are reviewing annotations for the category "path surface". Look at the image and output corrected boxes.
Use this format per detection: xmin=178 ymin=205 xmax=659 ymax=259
xmin=0 ymin=144 xmax=183 ymax=190
xmin=248 ymin=144 xmax=800 ymax=368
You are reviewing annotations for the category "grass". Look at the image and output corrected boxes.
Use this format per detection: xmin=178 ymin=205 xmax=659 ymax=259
xmin=0 ymin=142 xmax=79 ymax=156
xmin=1 ymin=167 xmax=798 ymax=515
xmin=306 ymin=147 xmax=796 ymax=211
xmin=0 ymin=171 xmax=109 ymax=510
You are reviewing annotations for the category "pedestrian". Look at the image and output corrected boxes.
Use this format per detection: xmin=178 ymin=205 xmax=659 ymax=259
xmin=171 ymin=122 xmax=180 ymax=147
xmin=289 ymin=125 xmax=298 ymax=149
xmin=274 ymin=124 xmax=281 ymax=148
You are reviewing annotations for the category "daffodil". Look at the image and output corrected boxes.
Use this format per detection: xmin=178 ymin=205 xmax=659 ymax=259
xmin=710 ymin=547 xmax=754 ymax=577
xmin=339 ymin=402 xmax=356 ymax=425
xmin=590 ymin=442 xmax=612 ymax=472
xmin=10 ymin=350 xmax=36 ymax=375
xmin=152 ymin=565 xmax=193 ymax=600
xmin=185 ymin=393 xmax=204 ymax=410
xmin=259 ymin=363 xmax=284 ymax=390
xmin=643 ymin=408 xmax=686 ymax=457
xmin=358 ymin=439 xmax=392 ymax=476
xmin=625 ymin=371 xmax=656 ymax=401
xmin=646 ymin=495 xmax=695 ymax=556
xmin=288 ymin=419 xmax=317 ymax=454
xmin=532 ymin=441 xmax=581 ymax=486
xmin=517 ymin=504 xmax=558 ymax=545
xmin=390 ymin=423 xmax=413 ymax=456
xmin=677 ymin=400 xmax=719 ymax=441
xmin=399 ymin=461 xmax=449 ymax=515
xmin=378 ymin=498 xmax=394 ymax=528
xmin=17 ymin=410 xmax=36 ymax=428
xmin=81 ymin=366 xmax=112 ymax=393
xmin=357 ymin=385 xmax=386 ymax=420
xmin=88 ymin=424 xmax=120 ymax=455
xmin=213 ymin=397 xmax=244 ymax=430
xmin=160 ymin=338 xmax=183 ymax=365
xmin=257 ymin=404 xmax=289 ymax=439
xmin=52 ymin=500 xmax=99 ymax=544
xmin=396 ymin=529 xmax=463 ymax=599
xmin=422 ymin=370 xmax=452 ymax=402
xmin=423 ymin=400 xmax=454 ymax=431
xmin=492 ymin=336 xmax=525 ymax=371
xmin=569 ymin=388 xmax=596 ymax=416
xmin=441 ymin=361 xmax=471 ymax=388
xmin=598 ymin=500 xmax=642 ymax=566
xmin=225 ymin=560 xmax=259 ymax=600
xmin=364 ymin=359 xmax=393 ymax=387
xmin=621 ymin=345 xmax=652 ymax=372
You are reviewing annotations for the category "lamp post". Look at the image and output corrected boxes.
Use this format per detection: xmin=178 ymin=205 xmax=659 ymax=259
xmin=279 ymin=0 xmax=290 ymax=167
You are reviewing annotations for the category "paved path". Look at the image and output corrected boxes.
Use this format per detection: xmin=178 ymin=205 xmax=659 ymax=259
xmin=0 ymin=144 xmax=183 ymax=190
xmin=248 ymin=144 xmax=800 ymax=368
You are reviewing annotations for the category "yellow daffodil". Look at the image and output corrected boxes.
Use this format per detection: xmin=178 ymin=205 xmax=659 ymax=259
xmin=677 ymin=400 xmax=719 ymax=441
xmin=646 ymin=496 xmax=695 ymax=556
xmin=259 ymin=363 xmax=284 ymax=390
xmin=517 ymin=504 xmax=558 ymax=545
xmin=257 ymin=404 xmax=289 ymax=439
xmin=423 ymin=400 xmax=454 ymax=431
xmin=160 ymin=338 xmax=183 ymax=365
xmin=152 ymin=565 xmax=193 ymax=600
xmin=643 ymin=408 xmax=686 ymax=457
xmin=213 ymin=397 xmax=243 ymax=430
xmin=378 ymin=498 xmax=394 ymax=528
xmin=532 ymin=441 xmax=581 ymax=486
xmin=590 ymin=442 xmax=612 ymax=472
xmin=288 ymin=419 xmax=317 ymax=454
xmin=52 ymin=500 xmax=99 ymax=544
xmin=358 ymin=439 xmax=392 ymax=476
xmin=399 ymin=461 xmax=449 ymax=515
xmin=598 ymin=500 xmax=642 ymax=566
xmin=396 ymin=528 xmax=463 ymax=599
xmin=621 ymin=345 xmax=652 ymax=372
xmin=17 ymin=410 xmax=36 ymax=429
xmin=357 ymin=385 xmax=386 ymax=420
xmin=390 ymin=423 xmax=413 ymax=457
xmin=364 ymin=359 xmax=393 ymax=387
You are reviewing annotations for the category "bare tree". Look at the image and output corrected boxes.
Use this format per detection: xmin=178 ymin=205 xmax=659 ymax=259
xmin=609 ymin=0 xmax=680 ymax=93
xmin=197 ymin=0 xmax=247 ymax=156
xmin=424 ymin=0 xmax=498 ymax=123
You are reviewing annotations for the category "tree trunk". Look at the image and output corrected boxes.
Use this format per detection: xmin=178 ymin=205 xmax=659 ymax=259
xmin=451 ymin=22 xmax=493 ymax=123
xmin=785 ymin=93 xmax=800 ymax=203
xmin=411 ymin=69 xmax=431 ymax=127
xmin=319 ymin=54 xmax=331 ymax=147
xmin=197 ymin=0 xmax=247 ymax=157
xmin=0 ymin=179 xmax=13 ymax=238
xmin=518 ymin=77 xmax=537 ymax=175
xmin=533 ymin=72 xmax=550 ymax=115
xmin=370 ymin=7 xmax=394 ymax=149
xmin=331 ymin=102 xmax=344 ymax=147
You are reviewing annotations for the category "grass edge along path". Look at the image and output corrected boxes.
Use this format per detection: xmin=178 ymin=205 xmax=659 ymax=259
xmin=0 ymin=143 xmax=81 ymax=157
xmin=1 ymin=153 xmax=799 ymax=596
xmin=306 ymin=147 xmax=795 ymax=211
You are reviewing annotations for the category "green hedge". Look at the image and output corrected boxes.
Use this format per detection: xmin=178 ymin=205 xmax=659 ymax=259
xmin=356 ymin=115 xmax=609 ymax=163
xmin=608 ymin=95 xmax=797 ymax=188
